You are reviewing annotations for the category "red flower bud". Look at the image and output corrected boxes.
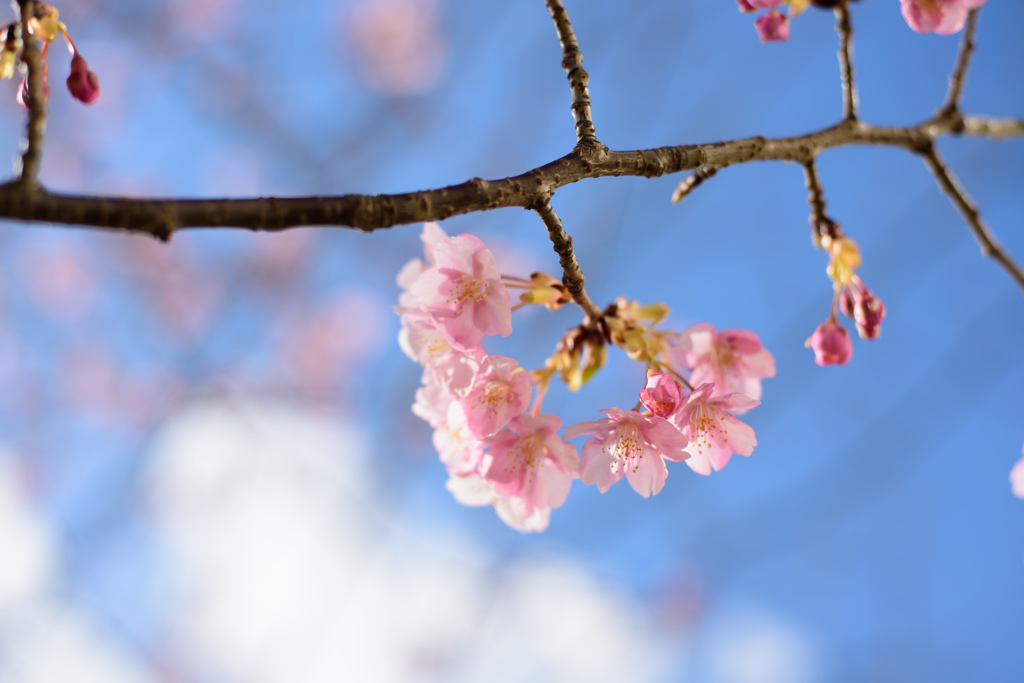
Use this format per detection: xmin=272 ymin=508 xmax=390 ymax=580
xmin=67 ymin=54 xmax=100 ymax=105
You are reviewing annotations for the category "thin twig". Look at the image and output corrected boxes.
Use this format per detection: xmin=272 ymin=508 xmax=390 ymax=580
xmin=920 ymin=145 xmax=1024 ymax=296
xmin=834 ymin=1 xmax=858 ymax=121
xmin=533 ymin=199 xmax=603 ymax=323
xmin=17 ymin=0 xmax=46 ymax=186
xmin=544 ymin=0 xmax=601 ymax=150
xmin=938 ymin=8 xmax=978 ymax=118
xmin=802 ymin=160 xmax=839 ymax=243
xmin=960 ymin=116 xmax=1024 ymax=139
xmin=671 ymin=166 xmax=717 ymax=204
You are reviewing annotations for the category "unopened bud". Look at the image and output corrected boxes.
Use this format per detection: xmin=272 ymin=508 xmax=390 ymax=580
xmin=67 ymin=53 xmax=100 ymax=104
xmin=805 ymin=318 xmax=852 ymax=366
xmin=853 ymin=288 xmax=886 ymax=340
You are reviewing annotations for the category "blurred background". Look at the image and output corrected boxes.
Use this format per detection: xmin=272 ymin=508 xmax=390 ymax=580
xmin=0 ymin=1 xmax=1021 ymax=681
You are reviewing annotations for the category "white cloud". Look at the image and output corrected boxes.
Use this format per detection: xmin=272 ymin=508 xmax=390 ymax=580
xmin=145 ymin=400 xmax=679 ymax=683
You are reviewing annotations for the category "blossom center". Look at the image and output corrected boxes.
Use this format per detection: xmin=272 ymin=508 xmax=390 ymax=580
xmin=447 ymin=275 xmax=490 ymax=316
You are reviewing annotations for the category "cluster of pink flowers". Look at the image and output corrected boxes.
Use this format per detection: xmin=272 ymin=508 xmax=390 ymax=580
xmin=398 ymin=228 xmax=776 ymax=532
xmin=398 ymin=223 xmax=580 ymax=532
xmin=738 ymin=0 xmax=986 ymax=43
xmin=806 ymin=235 xmax=886 ymax=367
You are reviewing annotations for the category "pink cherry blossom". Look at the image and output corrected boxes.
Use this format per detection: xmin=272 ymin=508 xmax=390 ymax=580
xmin=433 ymin=402 xmax=486 ymax=475
xmin=900 ymin=0 xmax=986 ymax=35
xmin=671 ymin=383 xmax=758 ymax=476
xmin=411 ymin=373 xmax=452 ymax=428
xmin=457 ymin=355 xmax=532 ymax=439
xmin=639 ymin=372 xmax=684 ymax=418
xmin=564 ymin=408 xmax=689 ymax=497
xmin=755 ymin=10 xmax=789 ymax=42
xmin=398 ymin=307 xmax=481 ymax=394
xmin=396 ymin=222 xmax=450 ymax=306
xmin=444 ymin=473 xmax=552 ymax=533
xmin=1011 ymin=447 xmax=1024 ymax=499
xmin=409 ymin=231 xmax=512 ymax=350
xmin=676 ymin=323 xmax=775 ymax=408
xmin=806 ymin=318 xmax=853 ymax=366
xmin=482 ymin=413 xmax=579 ymax=515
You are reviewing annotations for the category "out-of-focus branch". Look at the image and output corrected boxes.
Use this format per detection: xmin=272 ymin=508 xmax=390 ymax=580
xmin=938 ymin=9 xmax=978 ymax=118
xmin=16 ymin=0 xmax=46 ymax=186
xmin=920 ymin=145 xmax=1024 ymax=296
xmin=533 ymin=199 xmax=603 ymax=323
xmin=834 ymin=1 xmax=858 ymax=121
xmin=544 ymin=0 xmax=602 ymax=151
xmin=960 ymin=115 xmax=1024 ymax=139
xmin=671 ymin=166 xmax=718 ymax=204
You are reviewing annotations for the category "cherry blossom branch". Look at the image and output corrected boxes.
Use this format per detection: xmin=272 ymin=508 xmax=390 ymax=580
xmin=938 ymin=8 xmax=978 ymax=118
xmin=533 ymin=199 xmax=603 ymax=323
xmin=544 ymin=0 xmax=601 ymax=150
xmin=0 ymin=113 xmax=1015 ymax=238
xmin=802 ymin=161 xmax=838 ymax=242
xmin=920 ymin=145 xmax=1024 ymax=296
xmin=16 ymin=0 xmax=46 ymax=186
xmin=671 ymin=166 xmax=718 ymax=204
xmin=835 ymin=1 xmax=858 ymax=121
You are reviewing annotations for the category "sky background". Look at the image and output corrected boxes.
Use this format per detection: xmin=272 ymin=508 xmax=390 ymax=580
xmin=0 ymin=1 xmax=1022 ymax=682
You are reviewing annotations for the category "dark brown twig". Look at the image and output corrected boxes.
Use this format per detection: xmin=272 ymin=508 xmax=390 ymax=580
xmin=938 ymin=9 xmax=979 ymax=118
xmin=533 ymin=199 xmax=603 ymax=323
xmin=920 ymin=145 xmax=1024 ymax=296
xmin=16 ymin=0 xmax=45 ymax=186
xmin=835 ymin=1 xmax=858 ymax=121
xmin=802 ymin=160 xmax=839 ymax=243
xmin=544 ymin=0 xmax=601 ymax=151
xmin=671 ymin=166 xmax=718 ymax=204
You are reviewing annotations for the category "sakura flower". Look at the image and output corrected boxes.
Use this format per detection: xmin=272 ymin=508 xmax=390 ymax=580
xmin=482 ymin=413 xmax=579 ymax=516
xmin=639 ymin=372 xmax=684 ymax=418
xmin=398 ymin=307 xmax=481 ymax=394
xmin=444 ymin=472 xmax=552 ymax=533
xmin=900 ymin=0 xmax=986 ymax=35
xmin=495 ymin=496 xmax=551 ymax=533
xmin=806 ymin=318 xmax=853 ymax=366
xmin=671 ymin=383 xmax=759 ymax=476
xmin=1011 ymin=447 xmax=1024 ymax=500
xmin=409 ymin=231 xmax=512 ymax=350
xmin=755 ymin=10 xmax=790 ymax=42
xmin=433 ymin=402 xmax=486 ymax=475
xmin=564 ymin=408 xmax=689 ymax=497
xmin=411 ymin=374 xmax=452 ymax=428
xmin=457 ymin=355 xmax=532 ymax=439
xmin=676 ymin=323 xmax=775 ymax=408
xmin=396 ymin=222 xmax=450 ymax=306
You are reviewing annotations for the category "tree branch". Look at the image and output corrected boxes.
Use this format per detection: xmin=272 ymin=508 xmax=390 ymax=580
xmin=671 ymin=166 xmax=718 ymax=204
xmin=16 ymin=0 xmax=46 ymax=186
xmin=544 ymin=0 xmax=601 ymax=151
xmin=1 ymin=113 xmax=1015 ymax=238
xmin=835 ymin=1 xmax=858 ymax=121
xmin=938 ymin=8 xmax=979 ymax=118
xmin=960 ymin=115 xmax=1024 ymax=139
xmin=802 ymin=160 xmax=839 ymax=243
xmin=920 ymin=145 xmax=1024 ymax=296
xmin=533 ymin=199 xmax=603 ymax=323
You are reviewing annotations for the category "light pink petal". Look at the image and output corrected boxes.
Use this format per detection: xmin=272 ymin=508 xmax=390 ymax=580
xmin=720 ymin=329 xmax=762 ymax=355
xmin=579 ymin=437 xmax=622 ymax=493
xmin=563 ymin=418 xmax=612 ymax=440
xmin=421 ymin=222 xmax=448 ymax=262
xmin=677 ymin=322 xmax=716 ymax=367
xmin=446 ymin=473 xmax=496 ymax=506
xmin=625 ymin=446 xmax=669 ymax=498
xmin=645 ymin=417 xmax=690 ymax=462
xmin=742 ymin=346 xmax=776 ymax=379
xmin=495 ymin=497 xmax=550 ymax=533
xmin=396 ymin=257 xmax=425 ymax=290
xmin=1010 ymin=452 xmax=1024 ymax=499
xmin=685 ymin=450 xmax=713 ymax=476
xmin=529 ymin=460 xmax=574 ymax=509
xmin=721 ymin=415 xmax=757 ymax=457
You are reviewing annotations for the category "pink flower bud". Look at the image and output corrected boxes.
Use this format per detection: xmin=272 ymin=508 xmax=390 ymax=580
xmin=639 ymin=372 xmax=684 ymax=418
xmin=67 ymin=54 xmax=100 ymax=105
xmin=737 ymin=0 xmax=758 ymax=13
xmin=853 ymin=288 xmax=886 ymax=340
xmin=755 ymin=10 xmax=789 ymax=43
xmin=805 ymin=319 xmax=852 ymax=366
